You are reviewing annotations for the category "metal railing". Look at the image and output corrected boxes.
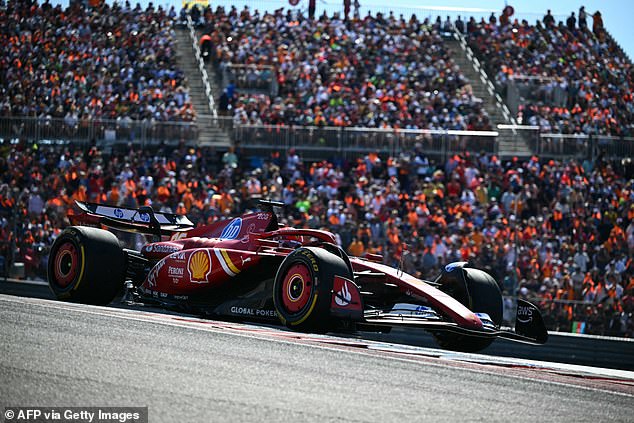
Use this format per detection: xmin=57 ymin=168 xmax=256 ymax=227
xmin=504 ymin=75 xmax=568 ymax=117
xmin=0 ymin=116 xmax=199 ymax=147
xmin=197 ymin=1 xmax=566 ymax=25
xmin=538 ymin=133 xmax=634 ymax=159
xmin=230 ymin=122 xmax=499 ymax=160
xmin=187 ymin=15 xmax=218 ymax=118
xmin=3 ymin=116 xmax=634 ymax=161
xmin=221 ymin=64 xmax=278 ymax=96
xmin=496 ymin=124 xmax=634 ymax=159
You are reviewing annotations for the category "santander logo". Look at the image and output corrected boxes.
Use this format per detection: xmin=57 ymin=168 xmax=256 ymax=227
xmin=335 ymin=280 xmax=352 ymax=307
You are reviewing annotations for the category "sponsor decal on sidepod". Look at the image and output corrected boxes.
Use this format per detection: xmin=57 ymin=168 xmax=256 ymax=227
xmin=188 ymin=250 xmax=212 ymax=283
xmin=149 ymin=244 xmax=180 ymax=254
xmin=219 ymin=218 xmax=242 ymax=240
xmin=230 ymin=306 xmax=277 ymax=317
xmin=168 ymin=266 xmax=184 ymax=278
xmin=335 ymin=280 xmax=352 ymax=307
xmin=147 ymin=260 xmax=165 ymax=287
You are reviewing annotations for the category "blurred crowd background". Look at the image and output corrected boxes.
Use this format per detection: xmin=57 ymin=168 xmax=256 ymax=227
xmin=196 ymin=3 xmax=632 ymax=135
xmin=2 ymin=140 xmax=633 ymax=336
xmin=1 ymin=0 xmax=633 ymax=337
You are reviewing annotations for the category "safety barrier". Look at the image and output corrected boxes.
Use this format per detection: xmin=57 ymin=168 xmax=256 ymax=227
xmin=361 ymin=326 xmax=634 ymax=371
xmin=0 ymin=116 xmax=199 ymax=147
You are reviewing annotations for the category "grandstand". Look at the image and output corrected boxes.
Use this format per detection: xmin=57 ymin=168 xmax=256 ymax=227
xmin=175 ymin=1 xmax=633 ymax=160
xmin=0 ymin=0 xmax=633 ymax=338
xmin=1 ymin=1 xmax=632 ymax=159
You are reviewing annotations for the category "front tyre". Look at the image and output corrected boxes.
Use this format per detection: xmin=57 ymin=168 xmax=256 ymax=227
xmin=48 ymin=226 xmax=126 ymax=305
xmin=434 ymin=267 xmax=503 ymax=352
xmin=273 ymin=247 xmax=352 ymax=332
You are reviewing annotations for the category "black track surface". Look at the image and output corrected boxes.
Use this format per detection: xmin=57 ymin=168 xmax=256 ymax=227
xmin=1 ymin=294 xmax=633 ymax=422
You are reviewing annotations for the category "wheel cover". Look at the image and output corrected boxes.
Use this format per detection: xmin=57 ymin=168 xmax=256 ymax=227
xmin=54 ymin=242 xmax=79 ymax=288
xmin=281 ymin=262 xmax=312 ymax=313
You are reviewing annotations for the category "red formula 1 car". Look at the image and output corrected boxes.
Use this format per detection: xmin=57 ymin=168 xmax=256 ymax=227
xmin=48 ymin=200 xmax=547 ymax=352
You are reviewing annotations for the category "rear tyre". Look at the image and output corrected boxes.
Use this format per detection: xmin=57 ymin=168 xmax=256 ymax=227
xmin=273 ymin=247 xmax=352 ymax=332
xmin=48 ymin=226 xmax=126 ymax=305
xmin=434 ymin=268 xmax=503 ymax=352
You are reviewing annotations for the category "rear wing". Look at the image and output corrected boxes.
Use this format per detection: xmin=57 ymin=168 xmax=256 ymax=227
xmin=70 ymin=201 xmax=194 ymax=237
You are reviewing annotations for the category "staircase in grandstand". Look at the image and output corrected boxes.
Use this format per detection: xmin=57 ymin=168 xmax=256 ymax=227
xmin=174 ymin=28 xmax=231 ymax=148
xmin=173 ymin=26 xmax=532 ymax=157
xmin=444 ymin=34 xmax=533 ymax=158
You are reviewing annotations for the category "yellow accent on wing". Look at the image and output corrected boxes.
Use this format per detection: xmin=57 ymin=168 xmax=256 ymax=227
xmin=221 ymin=249 xmax=241 ymax=274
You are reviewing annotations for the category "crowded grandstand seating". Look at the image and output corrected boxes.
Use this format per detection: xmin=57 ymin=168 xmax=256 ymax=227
xmin=0 ymin=0 xmax=194 ymax=122
xmin=1 ymin=139 xmax=633 ymax=336
xmin=1 ymin=1 xmax=633 ymax=338
xmin=194 ymin=6 xmax=491 ymax=130
xmin=465 ymin=10 xmax=633 ymax=136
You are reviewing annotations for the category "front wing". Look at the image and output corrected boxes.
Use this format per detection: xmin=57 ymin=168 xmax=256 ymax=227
xmin=360 ymin=299 xmax=548 ymax=345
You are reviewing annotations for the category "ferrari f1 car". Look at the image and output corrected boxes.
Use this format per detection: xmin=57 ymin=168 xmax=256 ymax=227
xmin=47 ymin=200 xmax=548 ymax=352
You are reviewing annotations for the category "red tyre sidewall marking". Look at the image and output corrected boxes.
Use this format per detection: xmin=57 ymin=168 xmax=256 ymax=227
xmin=54 ymin=242 xmax=78 ymax=288
xmin=281 ymin=263 xmax=312 ymax=313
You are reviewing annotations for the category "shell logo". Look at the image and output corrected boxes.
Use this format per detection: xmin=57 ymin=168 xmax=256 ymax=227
xmin=188 ymin=250 xmax=211 ymax=283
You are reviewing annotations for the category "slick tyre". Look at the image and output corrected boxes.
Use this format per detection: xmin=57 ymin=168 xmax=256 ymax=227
xmin=273 ymin=247 xmax=352 ymax=333
xmin=48 ymin=226 xmax=126 ymax=305
xmin=434 ymin=268 xmax=503 ymax=352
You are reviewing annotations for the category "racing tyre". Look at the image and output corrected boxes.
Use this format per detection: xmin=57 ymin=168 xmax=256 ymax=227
xmin=434 ymin=268 xmax=503 ymax=352
xmin=273 ymin=247 xmax=352 ymax=332
xmin=48 ymin=226 xmax=126 ymax=305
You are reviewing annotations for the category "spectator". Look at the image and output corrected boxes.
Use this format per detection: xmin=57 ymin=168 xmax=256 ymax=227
xmin=3 ymin=137 xmax=634 ymax=336
xmin=592 ymin=10 xmax=604 ymax=37
xmin=198 ymin=7 xmax=491 ymax=130
xmin=0 ymin=1 xmax=194 ymax=123
xmin=222 ymin=146 xmax=239 ymax=169
xmin=543 ymin=9 xmax=555 ymax=28
xmin=347 ymin=236 xmax=365 ymax=256
xmin=578 ymin=6 xmax=587 ymax=29
xmin=566 ymin=12 xmax=576 ymax=31
xmin=466 ymin=9 xmax=633 ymax=136
xmin=489 ymin=12 xmax=497 ymax=26
xmin=455 ymin=15 xmax=465 ymax=33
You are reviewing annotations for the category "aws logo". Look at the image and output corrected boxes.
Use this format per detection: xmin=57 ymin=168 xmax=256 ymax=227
xmin=516 ymin=305 xmax=533 ymax=323
xmin=219 ymin=218 xmax=242 ymax=240
xmin=188 ymin=250 xmax=211 ymax=283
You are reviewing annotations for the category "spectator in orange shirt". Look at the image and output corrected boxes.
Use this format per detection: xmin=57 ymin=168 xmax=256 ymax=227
xmin=347 ymin=236 xmax=365 ymax=257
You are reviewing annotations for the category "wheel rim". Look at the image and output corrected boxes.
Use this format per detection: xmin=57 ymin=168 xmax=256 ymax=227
xmin=281 ymin=262 xmax=312 ymax=313
xmin=54 ymin=242 xmax=79 ymax=287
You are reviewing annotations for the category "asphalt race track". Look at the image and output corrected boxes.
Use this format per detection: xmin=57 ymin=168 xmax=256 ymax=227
xmin=1 ymin=293 xmax=634 ymax=422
